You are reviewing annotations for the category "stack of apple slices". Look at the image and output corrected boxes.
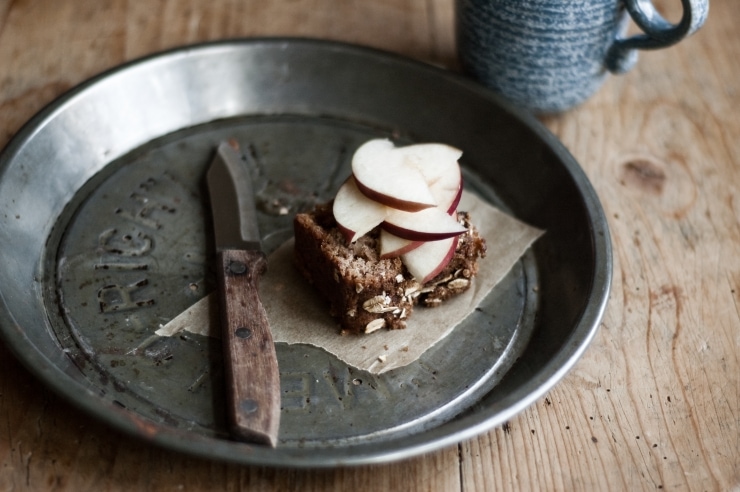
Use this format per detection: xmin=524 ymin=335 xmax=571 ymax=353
xmin=332 ymin=139 xmax=467 ymax=284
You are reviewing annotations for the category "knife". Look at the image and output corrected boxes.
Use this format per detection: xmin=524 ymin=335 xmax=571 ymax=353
xmin=206 ymin=140 xmax=280 ymax=447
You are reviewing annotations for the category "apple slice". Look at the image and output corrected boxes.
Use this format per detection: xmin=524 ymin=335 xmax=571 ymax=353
xmin=332 ymin=177 xmax=388 ymax=243
xmin=400 ymin=143 xmax=463 ymax=213
xmin=400 ymin=143 xmax=462 ymax=172
xmin=352 ymin=139 xmax=436 ymax=212
xmin=382 ymin=206 xmax=467 ymax=242
xmin=379 ymin=229 xmax=422 ymax=258
xmin=401 ymin=236 xmax=458 ymax=283
xmin=430 ymin=170 xmax=463 ymax=214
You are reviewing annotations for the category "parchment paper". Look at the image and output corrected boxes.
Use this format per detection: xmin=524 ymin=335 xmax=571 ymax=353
xmin=156 ymin=191 xmax=543 ymax=374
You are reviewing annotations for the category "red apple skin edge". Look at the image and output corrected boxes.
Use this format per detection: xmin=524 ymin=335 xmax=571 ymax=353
xmin=378 ymin=184 xmax=462 ymax=255
xmin=337 ymin=223 xmax=358 ymax=244
xmin=354 ymin=176 xmax=436 ymax=213
xmin=380 ymin=239 xmax=423 ymax=259
xmin=417 ymin=236 xmax=459 ymax=284
xmin=380 ymin=221 xmax=466 ymax=242
xmin=379 ymin=196 xmax=461 ymax=258
xmin=333 ymin=177 xmax=388 ymax=243
xmin=445 ymin=185 xmax=463 ymax=215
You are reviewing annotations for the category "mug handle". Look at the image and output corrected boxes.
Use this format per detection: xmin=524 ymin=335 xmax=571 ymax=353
xmin=605 ymin=0 xmax=709 ymax=74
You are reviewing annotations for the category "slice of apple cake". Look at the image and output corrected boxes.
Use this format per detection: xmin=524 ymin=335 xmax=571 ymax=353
xmin=293 ymin=202 xmax=486 ymax=334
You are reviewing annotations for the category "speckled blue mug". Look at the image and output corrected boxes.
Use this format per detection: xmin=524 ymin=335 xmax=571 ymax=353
xmin=456 ymin=0 xmax=709 ymax=113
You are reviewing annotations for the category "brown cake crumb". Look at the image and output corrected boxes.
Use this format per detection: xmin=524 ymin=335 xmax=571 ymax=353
xmin=293 ymin=202 xmax=486 ymax=334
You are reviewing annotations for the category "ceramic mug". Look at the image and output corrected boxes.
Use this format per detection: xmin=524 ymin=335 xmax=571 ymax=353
xmin=456 ymin=0 xmax=709 ymax=113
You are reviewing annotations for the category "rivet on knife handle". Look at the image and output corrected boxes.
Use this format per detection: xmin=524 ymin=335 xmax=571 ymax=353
xmin=215 ymin=249 xmax=280 ymax=446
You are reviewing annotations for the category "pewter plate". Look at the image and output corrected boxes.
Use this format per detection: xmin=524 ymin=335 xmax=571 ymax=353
xmin=0 ymin=39 xmax=611 ymax=467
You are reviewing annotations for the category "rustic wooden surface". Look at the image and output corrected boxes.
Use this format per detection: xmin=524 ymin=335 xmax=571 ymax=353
xmin=1 ymin=0 xmax=738 ymax=490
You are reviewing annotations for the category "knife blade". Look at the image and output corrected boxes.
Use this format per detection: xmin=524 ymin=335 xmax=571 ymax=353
xmin=206 ymin=140 xmax=280 ymax=447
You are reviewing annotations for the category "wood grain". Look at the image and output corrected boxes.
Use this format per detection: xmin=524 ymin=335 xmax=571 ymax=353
xmin=1 ymin=0 xmax=739 ymax=490
xmin=215 ymin=249 xmax=280 ymax=447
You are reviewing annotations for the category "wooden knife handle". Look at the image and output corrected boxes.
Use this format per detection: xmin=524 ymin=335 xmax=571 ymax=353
xmin=215 ymin=249 xmax=280 ymax=447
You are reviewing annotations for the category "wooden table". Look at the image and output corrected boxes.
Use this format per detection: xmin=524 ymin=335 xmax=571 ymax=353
xmin=1 ymin=1 xmax=738 ymax=490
